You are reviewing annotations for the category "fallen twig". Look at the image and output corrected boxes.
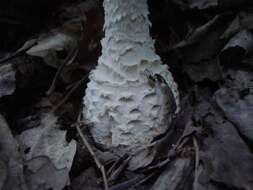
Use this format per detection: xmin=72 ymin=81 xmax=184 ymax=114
xmin=75 ymin=114 xmax=108 ymax=190
xmin=0 ymin=39 xmax=37 ymax=64
xmin=46 ymin=46 xmax=78 ymax=95
xmin=52 ymin=74 xmax=88 ymax=112
xmin=107 ymin=154 xmax=128 ymax=177
xmin=129 ymin=171 xmax=158 ymax=190
xmin=46 ymin=61 xmax=67 ymax=95
xmin=192 ymin=136 xmax=200 ymax=190
xmin=108 ymin=156 xmax=131 ymax=184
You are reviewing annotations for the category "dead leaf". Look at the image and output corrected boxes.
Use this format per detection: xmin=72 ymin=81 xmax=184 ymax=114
xmin=223 ymin=30 xmax=253 ymax=53
xmin=0 ymin=160 xmax=7 ymax=190
xmin=215 ymin=88 xmax=253 ymax=141
xmin=26 ymin=32 xmax=77 ymax=68
xmin=175 ymin=15 xmax=230 ymax=63
xmin=18 ymin=113 xmax=76 ymax=190
xmin=0 ymin=114 xmax=28 ymax=190
xmin=220 ymin=30 xmax=253 ymax=65
xmin=200 ymin=113 xmax=253 ymax=189
xmin=128 ymin=147 xmax=156 ymax=171
xmin=24 ymin=156 xmax=71 ymax=190
xmin=189 ymin=0 xmax=217 ymax=10
xmin=0 ymin=64 xmax=15 ymax=98
xmin=71 ymin=167 xmax=102 ymax=190
xmin=183 ymin=58 xmax=222 ymax=82
xmin=174 ymin=0 xmax=248 ymax=10
xmin=151 ymin=158 xmax=193 ymax=190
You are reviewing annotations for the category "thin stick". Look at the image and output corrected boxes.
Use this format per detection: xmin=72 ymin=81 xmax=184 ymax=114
xmin=101 ymin=166 xmax=108 ymax=190
xmin=52 ymin=75 xmax=87 ymax=112
xmin=107 ymin=154 xmax=128 ymax=177
xmin=192 ymin=136 xmax=200 ymax=190
xmin=108 ymin=156 xmax=131 ymax=183
xmin=65 ymin=73 xmax=88 ymax=90
xmin=0 ymin=39 xmax=37 ymax=64
xmin=129 ymin=171 xmax=157 ymax=190
xmin=46 ymin=61 xmax=67 ymax=95
xmin=46 ymin=47 xmax=78 ymax=95
xmin=76 ymin=123 xmax=109 ymax=190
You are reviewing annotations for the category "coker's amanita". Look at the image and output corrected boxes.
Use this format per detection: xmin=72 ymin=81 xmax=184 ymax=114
xmin=83 ymin=0 xmax=179 ymax=151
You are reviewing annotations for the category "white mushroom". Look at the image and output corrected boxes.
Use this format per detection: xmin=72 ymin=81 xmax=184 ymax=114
xmin=83 ymin=0 xmax=179 ymax=151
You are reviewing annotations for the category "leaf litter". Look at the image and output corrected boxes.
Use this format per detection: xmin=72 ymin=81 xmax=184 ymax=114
xmin=0 ymin=0 xmax=253 ymax=190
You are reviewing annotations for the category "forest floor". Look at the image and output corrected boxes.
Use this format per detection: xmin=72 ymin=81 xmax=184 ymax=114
xmin=0 ymin=0 xmax=253 ymax=190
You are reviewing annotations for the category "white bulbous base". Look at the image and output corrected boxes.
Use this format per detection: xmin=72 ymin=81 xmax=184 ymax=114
xmin=83 ymin=63 xmax=179 ymax=149
xmin=83 ymin=0 xmax=179 ymax=150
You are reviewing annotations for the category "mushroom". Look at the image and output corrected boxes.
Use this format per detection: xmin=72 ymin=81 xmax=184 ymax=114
xmin=83 ymin=0 xmax=179 ymax=152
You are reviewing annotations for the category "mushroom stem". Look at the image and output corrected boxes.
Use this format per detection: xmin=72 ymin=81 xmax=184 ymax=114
xmin=83 ymin=0 xmax=179 ymax=150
